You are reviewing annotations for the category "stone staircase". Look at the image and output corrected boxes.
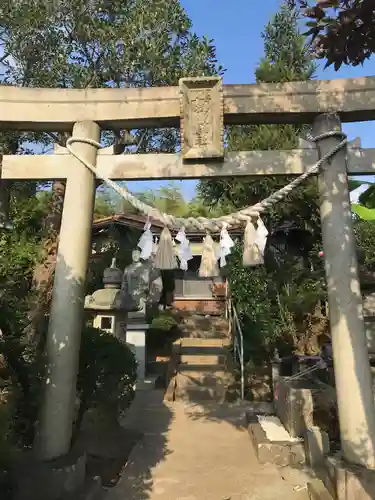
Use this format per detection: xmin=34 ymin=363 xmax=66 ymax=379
xmin=165 ymin=313 xmax=239 ymax=403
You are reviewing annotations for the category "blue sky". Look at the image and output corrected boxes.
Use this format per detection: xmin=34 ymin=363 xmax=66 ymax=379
xmin=127 ymin=0 xmax=375 ymax=200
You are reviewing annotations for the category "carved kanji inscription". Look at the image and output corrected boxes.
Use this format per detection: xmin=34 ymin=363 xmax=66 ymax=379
xmin=180 ymin=77 xmax=224 ymax=160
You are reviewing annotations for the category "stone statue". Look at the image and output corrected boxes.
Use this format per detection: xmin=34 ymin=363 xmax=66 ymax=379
xmin=120 ymin=250 xmax=151 ymax=314
xmin=148 ymin=244 xmax=163 ymax=306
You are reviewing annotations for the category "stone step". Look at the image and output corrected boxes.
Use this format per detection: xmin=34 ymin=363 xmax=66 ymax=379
xmin=179 ymin=345 xmax=227 ymax=356
xmin=176 ymin=370 xmax=233 ymax=388
xmin=179 ymin=316 xmax=230 ymax=339
xmin=174 ymin=385 xmax=226 ymax=402
xmin=180 ymin=331 xmax=230 ymax=340
xmin=179 ymin=337 xmax=225 ymax=347
xmin=177 ymin=363 xmax=228 ymax=372
xmin=179 ymin=354 xmax=227 ymax=366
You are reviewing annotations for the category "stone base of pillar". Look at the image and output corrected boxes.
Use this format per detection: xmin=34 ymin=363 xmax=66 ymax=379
xmin=125 ymin=323 xmax=149 ymax=381
xmin=322 ymin=454 xmax=375 ymax=500
xmin=14 ymin=450 xmax=86 ymax=500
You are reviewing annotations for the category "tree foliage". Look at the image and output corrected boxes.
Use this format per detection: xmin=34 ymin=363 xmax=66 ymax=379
xmin=228 ymin=243 xmax=326 ymax=359
xmin=289 ymin=0 xmax=375 ymax=70
xmin=0 ymin=0 xmax=222 ymax=88
xmin=198 ymin=4 xmax=319 ymax=233
xmin=135 ymin=183 xmax=223 ymax=218
xmin=200 ymin=3 xmax=325 ymax=355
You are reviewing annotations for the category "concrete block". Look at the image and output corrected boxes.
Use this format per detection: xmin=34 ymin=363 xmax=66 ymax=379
xmin=308 ymin=479 xmax=334 ymax=500
xmin=305 ymin=426 xmax=330 ymax=468
xmin=126 ymin=327 xmax=147 ymax=380
xmin=322 ymin=454 xmax=375 ymax=500
xmin=247 ymin=415 xmax=305 ymax=467
xmin=275 ymin=378 xmax=314 ymax=438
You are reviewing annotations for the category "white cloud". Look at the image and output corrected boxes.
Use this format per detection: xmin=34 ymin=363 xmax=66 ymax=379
xmin=350 ymin=184 xmax=369 ymax=204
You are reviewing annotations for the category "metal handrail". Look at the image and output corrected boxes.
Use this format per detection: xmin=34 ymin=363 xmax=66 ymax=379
xmin=226 ymin=292 xmax=245 ymax=400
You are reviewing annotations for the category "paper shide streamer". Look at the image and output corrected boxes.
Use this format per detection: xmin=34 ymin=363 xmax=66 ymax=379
xmin=175 ymin=227 xmax=193 ymax=271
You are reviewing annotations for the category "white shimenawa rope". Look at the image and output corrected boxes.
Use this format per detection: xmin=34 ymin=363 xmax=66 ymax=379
xmin=66 ymin=130 xmax=347 ymax=232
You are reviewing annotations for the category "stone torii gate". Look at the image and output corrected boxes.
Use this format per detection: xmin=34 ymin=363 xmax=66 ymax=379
xmin=2 ymin=76 xmax=375 ymax=469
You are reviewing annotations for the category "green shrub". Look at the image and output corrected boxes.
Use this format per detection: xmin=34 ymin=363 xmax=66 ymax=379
xmin=150 ymin=311 xmax=177 ymax=332
xmin=75 ymin=326 xmax=137 ymax=432
xmin=228 ymin=241 xmax=326 ymax=359
xmin=1 ymin=324 xmax=137 ymax=448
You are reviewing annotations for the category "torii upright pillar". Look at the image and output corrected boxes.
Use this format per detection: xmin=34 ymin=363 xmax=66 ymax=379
xmin=313 ymin=113 xmax=375 ymax=469
xmin=35 ymin=121 xmax=100 ymax=460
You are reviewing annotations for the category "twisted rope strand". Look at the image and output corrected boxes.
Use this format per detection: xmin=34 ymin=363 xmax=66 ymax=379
xmin=66 ymin=130 xmax=347 ymax=232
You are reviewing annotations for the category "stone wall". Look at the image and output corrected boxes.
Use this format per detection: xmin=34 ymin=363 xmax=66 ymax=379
xmin=275 ymin=377 xmax=337 ymax=440
xmin=173 ymin=298 xmax=225 ymax=315
xmin=275 ymin=378 xmax=314 ymax=438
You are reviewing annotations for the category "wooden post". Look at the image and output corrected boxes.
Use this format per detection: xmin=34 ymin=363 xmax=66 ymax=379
xmin=35 ymin=121 xmax=100 ymax=460
xmin=313 ymin=113 xmax=375 ymax=469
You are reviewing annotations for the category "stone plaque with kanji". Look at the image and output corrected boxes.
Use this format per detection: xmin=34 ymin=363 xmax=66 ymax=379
xmin=180 ymin=77 xmax=224 ymax=160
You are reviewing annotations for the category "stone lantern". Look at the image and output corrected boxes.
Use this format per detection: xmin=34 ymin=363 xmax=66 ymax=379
xmin=84 ymin=258 xmax=127 ymax=342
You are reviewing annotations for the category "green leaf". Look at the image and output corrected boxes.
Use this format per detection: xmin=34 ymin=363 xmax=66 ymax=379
xmin=352 ymin=204 xmax=375 ymax=220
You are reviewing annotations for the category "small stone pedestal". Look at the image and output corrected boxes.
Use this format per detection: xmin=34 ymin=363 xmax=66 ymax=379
xmin=126 ymin=319 xmax=149 ymax=381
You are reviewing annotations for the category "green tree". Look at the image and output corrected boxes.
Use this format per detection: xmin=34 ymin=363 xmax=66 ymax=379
xmin=289 ymin=0 xmax=375 ymax=70
xmin=199 ymin=3 xmax=318 ymax=233
xmin=137 ymin=184 xmax=189 ymax=217
xmin=200 ymin=3 xmax=325 ymax=356
xmin=94 ymin=190 xmax=118 ymax=219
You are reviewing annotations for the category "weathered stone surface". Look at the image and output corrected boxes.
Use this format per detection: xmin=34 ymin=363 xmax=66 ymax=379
xmin=314 ymin=113 xmax=375 ymax=468
xmin=322 ymin=455 xmax=375 ymax=500
xmin=248 ymin=416 xmax=305 ymax=467
xmin=3 ymin=76 xmax=375 ymax=132
xmin=36 ymin=121 xmax=101 ymax=461
xmin=180 ymin=77 xmax=223 ymax=160
xmin=275 ymin=379 xmax=314 ymax=438
xmin=304 ymin=426 xmax=330 ymax=468
xmin=4 ymin=147 xmax=375 ymax=183
xmin=307 ymin=479 xmax=334 ymax=500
